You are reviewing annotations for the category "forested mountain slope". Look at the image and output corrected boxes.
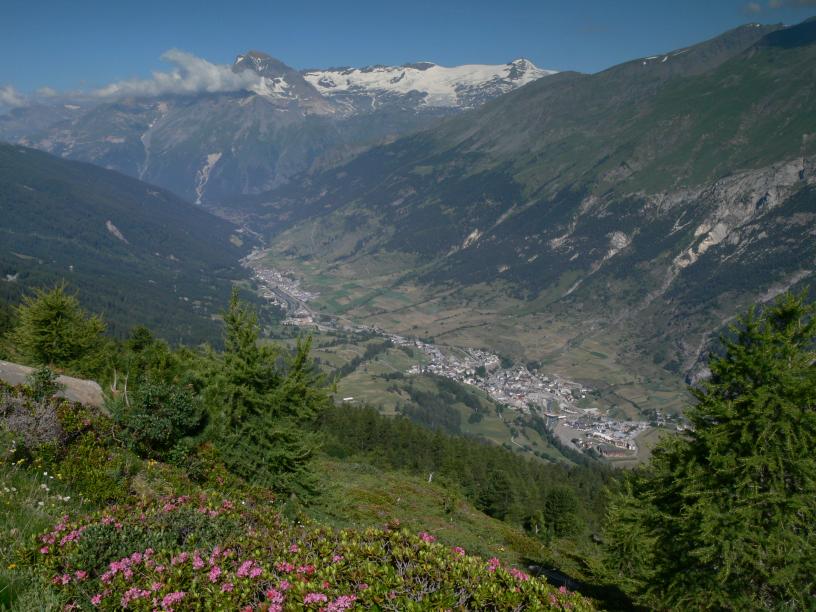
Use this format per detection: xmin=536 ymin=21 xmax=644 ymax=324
xmin=0 ymin=143 xmax=249 ymax=341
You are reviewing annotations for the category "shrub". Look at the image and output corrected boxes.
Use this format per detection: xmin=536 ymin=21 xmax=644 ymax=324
xmin=28 ymin=493 xmax=591 ymax=611
xmin=113 ymin=381 xmax=204 ymax=460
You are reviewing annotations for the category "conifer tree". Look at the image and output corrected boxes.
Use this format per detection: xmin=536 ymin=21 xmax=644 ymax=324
xmin=602 ymin=291 xmax=816 ymax=609
xmin=206 ymin=289 xmax=326 ymax=497
xmin=9 ymin=283 xmax=106 ymax=375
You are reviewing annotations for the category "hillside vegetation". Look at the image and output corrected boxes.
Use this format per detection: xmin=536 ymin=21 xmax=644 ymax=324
xmin=0 ymin=144 xmax=251 ymax=342
xmin=238 ymin=19 xmax=816 ymax=410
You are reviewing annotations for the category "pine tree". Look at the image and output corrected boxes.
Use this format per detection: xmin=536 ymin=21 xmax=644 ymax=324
xmin=206 ymin=289 xmax=327 ymax=497
xmin=9 ymin=283 xmax=106 ymax=375
xmin=603 ymin=292 xmax=816 ymax=609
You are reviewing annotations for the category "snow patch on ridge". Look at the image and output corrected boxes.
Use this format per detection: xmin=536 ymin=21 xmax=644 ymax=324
xmin=303 ymin=59 xmax=556 ymax=109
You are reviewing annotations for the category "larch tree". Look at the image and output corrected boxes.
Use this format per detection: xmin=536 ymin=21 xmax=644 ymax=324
xmin=602 ymin=291 xmax=816 ymax=609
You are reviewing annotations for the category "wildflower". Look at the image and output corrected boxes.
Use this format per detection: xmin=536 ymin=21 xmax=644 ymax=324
xmin=208 ymin=565 xmax=222 ymax=583
xmin=161 ymin=591 xmax=186 ymax=608
xmin=40 ymin=546 xmax=49 ymax=554
xmin=151 ymin=582 xmax=164 ymax=592
xmin=304 ymin=592 xmax=328 ymax=604
xmin=331 ymin=554 xmax=344 ymax=563
xmin=509 ymin=567 xmax=530 ymax=581
xmin=90 ymin=593 xmax=103 ymax=606
xmin=266 ymin=588 xmax=285 ymax=605
xmin=278 ymin=580 xmax=291 ymax=591
xmin=236 ymin=560 xmax=254 ymax=578
xmin=74 ymin=570 xmax=88 ymax=581
xmin=487 ymin=557 xmax=501 ymax=572
xmin=296 ymin=564 xmax=315 ymax=575
xmin=418 ymin=531 xmax=436 ymax=543
xmin=221 ymin=582 xmax=234 ymax=592
xmin=120 ymin=587 xmax=150 ymax=607
xmin=326 ymin=595 xmax=358 ymax=612
xmin=289 ymin=543 xmax=299 ymax=553
xmin=559 ymin=585 xmax=569 ymax=594
xmin=357 ymin=583 xmax=369 ymax=591
xmin=192 ymin=551 xmax=205 ymax=570
xmin=452 ymin=546 xmax=465 ymax=556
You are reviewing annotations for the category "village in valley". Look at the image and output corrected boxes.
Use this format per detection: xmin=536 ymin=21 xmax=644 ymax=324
xmin=244 ymin=250 xmax=673 ymax=460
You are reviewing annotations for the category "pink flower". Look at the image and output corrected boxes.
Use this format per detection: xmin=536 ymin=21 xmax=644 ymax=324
xmin=51 ymin=574 xmax=71 ymax=585
xmin=332 ymin=554 xmax=344 ymax=563
xmin=40 ymin=546 xmax=50 ymax=554
xmin=237 ymin=560 xmax=254 ymax=578
xmin=208 ymin=565 xmax=222 ymax=583
xmin=452 ymin=546 xmax=466 ymax=556
xmin=74 ymin=570 xmax=88 ymax=581
xmin=151 ymin=582 xmax=164 ymax=592
xmin=304 ymin=592 xmax=328 ymax=604
xmin=296 ymin=564 xmax=315 ymax=575
xmin=418 ymin=531 xmax=436 ymax=543
xmin=509 ymin=567 xmax=530 ymax=581
xmin=120 ymin=587 xmax=150 ymax=607
xmin=171 ymin=552 xmax=188 ymax=566
xmin=275 ymin=561 xmax=295 ymax=573
xmin=326 ymin=595 xmax=358 ymax=612
xmin=266 ymin=588 xmax=285 ymax=605
xmin=559 ymin=585 xmax=569 ymax=594
xmin=278 ymin=580 xmax=291 ymax=591
xmin=487 ymin=557 xmax=501 ymax=572
xmin=90 ymin=594 xmax=103 ymax=606
xmin=288 ymin=543 xmax=299 ymax=553
xmin=221 ymin=582 xmax=234 ymax=593
xmin=357 ymin=583 xmax=369 ymax=591
xmin=192 ymin=552 xmax=205 ymax=570
xmin=161 ymin=591 xmax=186 ymax=608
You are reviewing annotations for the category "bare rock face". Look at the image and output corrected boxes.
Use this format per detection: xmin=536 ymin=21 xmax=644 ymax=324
xmin=0 ymin=360 xmax=105 ymax=408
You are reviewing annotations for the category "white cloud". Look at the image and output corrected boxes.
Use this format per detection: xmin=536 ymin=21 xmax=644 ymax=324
xmin=92 ymin=49 xmax=261 ymax=99
xmin=36 ymin=86 xmax=58 ymax=97
xmin=0 ymin=85 xmax=26 ymax=108
xmin=745 ymin=1 xmax=762 ymax=12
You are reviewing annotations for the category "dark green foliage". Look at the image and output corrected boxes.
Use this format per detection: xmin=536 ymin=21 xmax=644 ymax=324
xmin=602 ymin=292 xmax=816 ymax=609
xmin=113 ymin=381 xmax=204 ymax=460
xmin=0 ymin=143 xmax=250 ymax=343
xmin=317 ymin=404 xmax=613 ymax=532
xmin=203 ymin=290 xmax=328 ymax=497
xmin=9 ymin=284 xmax=106 ymax=376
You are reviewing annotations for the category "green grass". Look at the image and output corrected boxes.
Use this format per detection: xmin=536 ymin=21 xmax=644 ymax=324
xmin=308 ymin=459 xmax=549 ymax=567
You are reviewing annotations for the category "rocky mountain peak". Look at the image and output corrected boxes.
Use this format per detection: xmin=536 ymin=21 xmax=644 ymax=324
xmin=233 ymin=51 xmax=296 ymax=79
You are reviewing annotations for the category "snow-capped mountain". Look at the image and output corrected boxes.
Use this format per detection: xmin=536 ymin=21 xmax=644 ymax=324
xmin=302 ymin=59 xmax=556 ymax=112
xmin=0 ymin=52 xmax=556 ymax=202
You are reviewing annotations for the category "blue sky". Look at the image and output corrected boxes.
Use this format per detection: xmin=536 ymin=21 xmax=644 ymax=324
xmin=1 ymin=0 xmax=815 ymax=94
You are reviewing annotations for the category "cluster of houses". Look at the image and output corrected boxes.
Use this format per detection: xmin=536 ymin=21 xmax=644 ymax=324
xmin=244 ymin=250 xmax=664 ymax=462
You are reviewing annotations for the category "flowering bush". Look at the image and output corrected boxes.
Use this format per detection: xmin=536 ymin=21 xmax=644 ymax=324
xmin=29 ymin=493 xmax=592 ymax=610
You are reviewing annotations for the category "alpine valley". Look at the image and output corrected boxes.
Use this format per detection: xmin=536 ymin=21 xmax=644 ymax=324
xmin=2 ymin=9 xmax=816 ymax=611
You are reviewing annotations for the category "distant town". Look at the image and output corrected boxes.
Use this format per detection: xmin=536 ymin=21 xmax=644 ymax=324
xmin=244 ymin=250 xmax=677 ymax=459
